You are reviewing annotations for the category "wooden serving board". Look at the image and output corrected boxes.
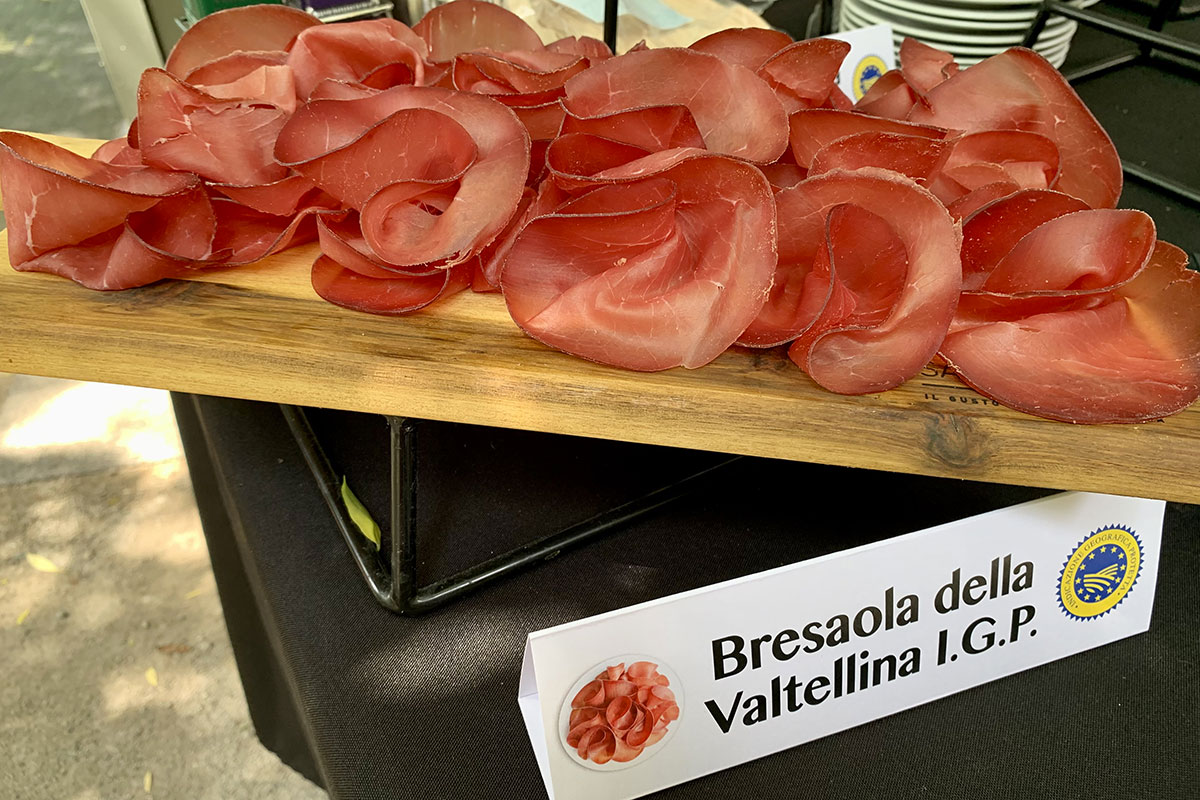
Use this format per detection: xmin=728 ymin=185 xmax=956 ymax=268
xmin=3 ymin=134 xmax=1199 ymax=503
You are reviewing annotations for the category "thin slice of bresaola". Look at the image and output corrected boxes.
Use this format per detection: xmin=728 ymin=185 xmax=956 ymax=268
xmin=944 ymin=131 xmax=1060 ymax=189
xmin=277 ymin=104 xmax=478 ymax=207
xmin=898 ymin=38 xmax=959 ymax=98
xmin=316 ymin=215 xmax=429 ymax=279
xmin=787 ymin=203 xmax=908 ymax=371
xmin=547 ymin=36 xmax=613 ymax=60
xmin=908 ymin=47 xmax=1121 ymax=209
xmin=414 ymin=0 xmax=544 ymax=62
xmin=275 ymin=85 xmax=529 ymax=269
xmin=287 ymin=18 xmax=429 ymax=99
xmin=209 ymin=198 xmax=331 ymax=264
xmin=502 ymin=150 xmax=776 ymax=371
xmin=453 ymin=48 xmax=587 ymax=95
xmin=184 ymin=51 xmax=298 ymax=113
xmin=689 ymin=28 xmax=792 ymax=70
xmin=211 ymin=174 xmax=328 ymax=216
xmin=946 ymin=181 xmax=1021 ymax=220
xmin=977 ymin=209 xmax=1156 ymax=294
xmin=545 ymin=133 xmax=654 ymax=192
xmin=928 ymin=130 xmax=1061 ymax=205
xmin=163 ymin=4 xmax=320 ymax=78
xmin=562 ymin=48 xmax=789 ymax=164
xmin=960 ymin=189 xmax=1090 ymax=289
xmin=743 ymin=168 xmax=961 ymax=396
xmin=91 ymin=137 xmax=142 ymax=166
xmin=559 ymin=105 xmax=706 ymax=154
xmin=0 ymin=132 xmax=199 ymax=265
xmin=942 ymin=242 xmax=1200 ymax=423
xmin=311 ymin=255 xmax=471 ymax=314
xmin=808 ymin=132 xmax=952 ymax=184
xmin=11 ymin=187 xmax=216 ymax=290
xmin=756 ymin=38 xmax=851 ymax=114
xmin=137 ymin=69 xmax=290 ymax=185
xmin=788 ymin=109 xmax=946 ymax=168
xmin=854 ymin=70 xmax=917 ymax=120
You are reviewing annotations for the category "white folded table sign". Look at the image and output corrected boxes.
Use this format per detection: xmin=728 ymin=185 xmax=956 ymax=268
xmin=518 ymin=491 xmax=1164 ymax=800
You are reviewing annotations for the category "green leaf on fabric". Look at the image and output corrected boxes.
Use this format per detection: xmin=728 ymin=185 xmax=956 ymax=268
xmin=341 ymin=477 xmax=381 ymax=551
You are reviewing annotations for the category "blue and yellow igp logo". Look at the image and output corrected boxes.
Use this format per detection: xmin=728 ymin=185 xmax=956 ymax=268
xmin=1058 ymin=525 xmax=1143 ymax=620
xmin=852 ymin=55 xmax=887 ymax=100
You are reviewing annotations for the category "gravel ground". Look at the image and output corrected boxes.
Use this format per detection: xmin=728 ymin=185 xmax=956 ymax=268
xmin=0 ymin=376 xmax=329 ymax=799
xmin=1 ymin=1 xmax=327 ymax=794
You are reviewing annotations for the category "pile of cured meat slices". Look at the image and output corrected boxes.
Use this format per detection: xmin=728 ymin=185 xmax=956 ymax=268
xmin=2 ymin=1 xmax=1199 ymax=424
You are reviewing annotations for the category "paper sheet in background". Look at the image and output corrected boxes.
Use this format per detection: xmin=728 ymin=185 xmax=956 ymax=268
xmin=555 ymin=0 xmax=692 ymax=29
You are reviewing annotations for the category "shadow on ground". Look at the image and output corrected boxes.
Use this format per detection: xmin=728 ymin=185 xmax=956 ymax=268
xmin=0 ymin=378 xmax=326 ymax=800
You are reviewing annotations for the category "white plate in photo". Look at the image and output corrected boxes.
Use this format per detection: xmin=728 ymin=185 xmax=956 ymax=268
xmin=558 ymin=655 xmax=684 ymax=773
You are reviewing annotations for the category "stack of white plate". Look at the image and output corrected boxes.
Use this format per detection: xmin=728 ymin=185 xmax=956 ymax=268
xmin=838 ymin=0 xmax=1097 ymax=68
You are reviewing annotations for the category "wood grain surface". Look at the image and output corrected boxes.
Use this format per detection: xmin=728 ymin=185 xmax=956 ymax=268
xmin=3 ymin=134 xmax=1198 ymax=503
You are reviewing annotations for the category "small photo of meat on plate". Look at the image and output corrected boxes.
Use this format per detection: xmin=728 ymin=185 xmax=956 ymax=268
xmin=560 ymin=657 xmax=682 ymax=770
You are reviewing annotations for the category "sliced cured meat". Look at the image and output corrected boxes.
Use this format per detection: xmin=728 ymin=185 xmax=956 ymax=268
xmin=279 ymin=105 xmax=478 ymax=207
xmin=945 ymin=181 xmax=1020 ymax=220
xmin=808 ymin=132 xmax=951 ymax=184
xmin=163 ymin=4 xmax=319 ymax=78
xmin=287 ymin=18 xmax=429 ymax=99
xmin=788 ymin=109 xmax=946 ymax=168
xmin=978 ymin=209 xmax=1155 ymax=294
xmin=316 ymin=214 xmax=434 ymax=279
xmin=745 ymin=168 xmax=961 ymax=395
xmin=689 ymin=27 xmax=793 ymax=70
xmin=137 ymin=68 xmax=290 ymax=185
xmin=562 ymin=48 xmax=789 ymax=164
xmin=908 ymin=47 xmax=1121 ymax=209
xmin=0 ymin=131 xmax=198 ymax=265
xmin=559 ymin=105 xmax=705 ymax=154
xmin=275 ymin=85 xmax=529 ymax=269
xmin=854 ymin=70 xmax=918 ymax=120
xmin=959 ymin=189 xmax=1089 ymax=288
xmin=11 ymin=187 xmax=216 ymax=290
xmin=209 ymin=198 xmax=329 ymax=264
xmin=945 ymin=131 xmax=1060 ymax=189
xmin=756 ymin=38 xmax=851 ymax=114
xmin=545 ymin=133 xmax=653 ymax=192
xmin=547 ymin=36 xmax=613 ymax=60
xmin=787 ymin=204 xmax=907 ymax=372
xmin=898 ymin=38 xmax=958 ymax=97
xmin=942 ymin=241 xmax=1200 ymax=423
xmin=183 ymin=49 xmax=288 ymax=84
xmin=91 ymin=137 xmax=142 ymax=166
xmin=211 ymin=174 xmax=326 ymax=217
xmin=760 ymin=162 xmax=807 ymax=193
xmin=184 ymin=51 xmax=298 ymax=114
xmin=564 ymin=661 xmax=679 ymax=766
xmin=414 ymin=0 xmax=544 ymax=62
xmin=311 ymin=255 xmax=470 ymax=314
xmin=453 ymin=48 xmax=586 ymax=96
xmin=502 ymin=149 xmax=776 ymax=371
xmin=930 ymin=130 xmax=1061 ymax=204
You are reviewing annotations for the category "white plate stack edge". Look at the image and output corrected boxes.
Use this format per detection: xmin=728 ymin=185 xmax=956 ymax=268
xmin=837 ymin=0 xmax=1097 ymax=68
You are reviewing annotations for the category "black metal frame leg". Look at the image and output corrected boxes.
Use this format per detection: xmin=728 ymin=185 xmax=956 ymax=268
xmin=281 ymin=405 xmax=740 ymax=615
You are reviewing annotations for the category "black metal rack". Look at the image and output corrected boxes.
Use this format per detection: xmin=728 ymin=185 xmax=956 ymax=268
xmin=281 ymin=406 xmax=738 ymax=614
xmin=1023 ymin=0 xmax=1200 ymax=206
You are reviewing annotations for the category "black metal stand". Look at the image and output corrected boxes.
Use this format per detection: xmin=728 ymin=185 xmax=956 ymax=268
xmin=281 ymin=405 xmax=739 ymax=615
xmin=1023 ymin=0 xmax=1200 ymax=206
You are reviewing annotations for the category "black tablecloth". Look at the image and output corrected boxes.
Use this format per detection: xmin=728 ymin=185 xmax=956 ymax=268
xmin=174 ymin=395 xmax=1199 ymax=799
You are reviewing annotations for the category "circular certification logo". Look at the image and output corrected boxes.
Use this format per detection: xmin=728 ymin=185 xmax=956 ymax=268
xmin=1058 ymin=525 xmax=1143 ymax=620
xmin=853 ymin=55 xmax=887 ymax=100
